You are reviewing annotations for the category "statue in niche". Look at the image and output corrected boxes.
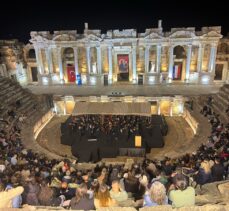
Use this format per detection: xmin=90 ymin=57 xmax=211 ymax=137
xmin=91 ymin=62 xmax=97 ymax=74
xmin=149 ymin=61 xmax=156 ymax=72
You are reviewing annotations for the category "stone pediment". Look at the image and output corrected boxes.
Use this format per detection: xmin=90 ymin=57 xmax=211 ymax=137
xmin=169 ymin=30 xmax=196 ymax=38
xmin=201 ymin=31 xmax=222 ymax=38
xmin=52 ymin=34 xmax=76 ymax=41
xmin=145 ymin=32 xmax=163 ymax=39
xmin=29 ymin=35 xmax=49 ymax=44
xmin=79 ymin=34 xmax=103 ymax=42
xmin=112 ymin=29 xmax=137 ymax=38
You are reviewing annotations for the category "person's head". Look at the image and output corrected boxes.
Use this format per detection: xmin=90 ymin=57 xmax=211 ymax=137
xmin=215 ymin=157 xmax=221 ymax=164
xmin=173 ymin=174 xmax=188 ymax=191
xmin=111 ymin=180 xmax=121 ymax=192
xmin=95 ymin=184 xmax=111 ymax=207
xmin=82 ymin=172 xmax=89 ymax=182
xmin=66 ymin=170 xmax=71 ymax=176
xmin=75 ymin=183 xmax=88 ymax=203
xmin=61 ymin=181 xmax=68 ymax=189
xmin=200 ymin=160 xmax=211 ymax=174
xmin=149 ymin=181 xmax=167 ymax=205
xmin=40 ymin=178 xmax=49 ymax=188
xmin=101 ymin=168 xmax=107 ymax=175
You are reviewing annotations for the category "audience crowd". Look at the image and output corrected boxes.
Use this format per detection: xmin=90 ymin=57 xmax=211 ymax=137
xmin=0 ymin=92 xmax=229 ymax=209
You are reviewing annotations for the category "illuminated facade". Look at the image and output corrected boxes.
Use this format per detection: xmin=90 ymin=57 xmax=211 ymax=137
xmin=0 ymin=21 xmax=229 ymax=86
xmin=0 ymin=40 xmax=27 ymax=85
xmin=28 ymin=21 xmax=225 ymax=85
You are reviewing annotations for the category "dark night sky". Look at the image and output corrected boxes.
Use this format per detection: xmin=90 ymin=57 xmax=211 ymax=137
xmin=0 ymin=0 xmax=228 ymax=43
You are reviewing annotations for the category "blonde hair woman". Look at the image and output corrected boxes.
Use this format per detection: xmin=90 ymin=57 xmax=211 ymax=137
xmin=195 ymin=160 xmax=212 ymax=185
xmin=200 ymin=161 xmax=211 ymax=174
xmin=144 ymin=181 xmax=168 ymax=206
xmin=94 ymin=184 xmax=117 ymax=208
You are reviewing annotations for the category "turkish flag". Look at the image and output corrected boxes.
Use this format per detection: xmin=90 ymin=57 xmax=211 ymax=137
xmin=67 ymin=66 xmax=76 ymax=82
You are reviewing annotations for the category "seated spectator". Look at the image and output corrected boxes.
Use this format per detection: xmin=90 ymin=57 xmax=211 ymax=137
xmin=38 ymin=179 xmax=60 ymax=206
xmin=97 ymin=167 xmax=108 ymax=185
xmin=62 ymin=170 xmax=72 ymax=184
xmin=70 ymin=183 xmax=95 ymax=210
xmin=82 ymin=171 xmax=92 ymax=189
xmin=110 ymin=180 xmax=128 ymax=203
xmin=0 ymin=182 xmax=24 ymax=208
xmin=23 ymin=176 xmax=40 ymax=205
xmin=123 ymin=171 xmax=140 ymax=199
xmin=194 ymin=160 xmax=212 ymax=185
xmin=144 ymin=181 xmax=168 ymax=206
xmin=94 ymin=184 xmax=117 ymax=208
xmin=59 ymin=182 xmax=75 ymax=201
xmin=169 ymin=174 xmax=195 ymax=208
xmin=10 ymin=154 xmax=17 ymax=166
xmin=211 ymin=157 xmax=225 ymax=182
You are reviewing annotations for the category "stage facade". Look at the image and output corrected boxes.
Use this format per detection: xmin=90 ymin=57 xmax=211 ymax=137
xmin=29 ymin=20 xmax=223 ymax=86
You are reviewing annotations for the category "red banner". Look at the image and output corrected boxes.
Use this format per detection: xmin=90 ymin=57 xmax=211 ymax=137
xmin=67 ymin=66 xmax=76 ymax=82
xmin=117 ymin=54 xmax=129 ymax=73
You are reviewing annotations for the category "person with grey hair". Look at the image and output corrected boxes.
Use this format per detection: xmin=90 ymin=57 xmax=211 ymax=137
xmin=143 ymin=181 xmax=168 ymax=206
xmin=168 ymin=174 xmax=195 ymax=208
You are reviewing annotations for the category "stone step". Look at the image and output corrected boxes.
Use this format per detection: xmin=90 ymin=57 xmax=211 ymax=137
xmin=213 ymin=95 xmax=228 ymax=110
xmin=221 ymin=86 xmax=229 ymax=95
xmin=215 ymin=94 xmax=229 ymax=107
xmin=211 ymin=104 xmax=229 ymax=123
xmin=218 ymin=92 xmax=229 ymax=102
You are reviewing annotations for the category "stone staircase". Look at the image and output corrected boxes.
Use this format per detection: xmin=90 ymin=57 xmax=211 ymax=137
xmin=211 ymin=84 xmax=229 ymax=123
xmin=0 ymin=76 xmax=50 ymax=133
xmin=191 ymin=84 xmax=229 ymax=124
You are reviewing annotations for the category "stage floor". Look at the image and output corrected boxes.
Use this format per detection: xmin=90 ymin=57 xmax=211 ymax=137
xmin=37 ymin=115 xmax=194 ymax=161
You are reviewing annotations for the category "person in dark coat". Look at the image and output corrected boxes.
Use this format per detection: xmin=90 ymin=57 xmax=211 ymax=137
xmin=211 ymin=157 xmax=225 ymax=182
xmin=70 ymin=183 xmax=95 ymax=210
xmin=194 ymin=161 xmax=212 ymax=186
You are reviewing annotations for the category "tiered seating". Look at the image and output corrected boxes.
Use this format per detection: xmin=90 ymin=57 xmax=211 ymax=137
xmin=211 ymin=84 xmax=229 ymax=123
xmin=0 ymin=76 xmax=49 ymax=131
xmin=194 ymin=84 xmax=229 ymax=123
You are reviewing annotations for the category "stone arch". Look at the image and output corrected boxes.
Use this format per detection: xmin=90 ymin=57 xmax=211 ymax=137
xmin=52 ymin=34 xmax=76 ymax=41
xmin=173 ymin=45 xmax=186 ymax=59
xmin=62 ymin=47 xmax=75 ymax=83
xmin=172 ymin=45 xmax=187 ymax=81
xmin=28 ymin=49 xmax=36 ymax=59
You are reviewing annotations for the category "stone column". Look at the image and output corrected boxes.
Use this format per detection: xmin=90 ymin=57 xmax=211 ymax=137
xmin=96 ymin=46 xmax=102 ymax=74
xmin=57 ymin=47 xmax=64 ymax=84
xmin=34 ymin=47 xmax=43 ymax=74
xmin=208 ymin=43 xmax=217 ymax=73
xmin=132 ymin=44 xmax=137 ymax=82
xmin=197 ymin=44 xmax=204 ymax=72
xmin=45 ymin=47 xmax=53 ymax=74
xmin=73 ymin=47 xmax=79 ymax=79
xmin=168 ymin=46 xmax=174 ymax=79
xmin=157 ymin=100 xmax=161 ymax=115
xmin=185 ymin=44 xmax=192 ymax=81
xmin=108 ymin=45 xmax=113 ymax=81
xmin=145 ymin=45 xmax=150 ymax=73
xmin=156 ymin=44 xmax=162 ymax=73
xmin=86 ymin=46 xmax=91 ymax=74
